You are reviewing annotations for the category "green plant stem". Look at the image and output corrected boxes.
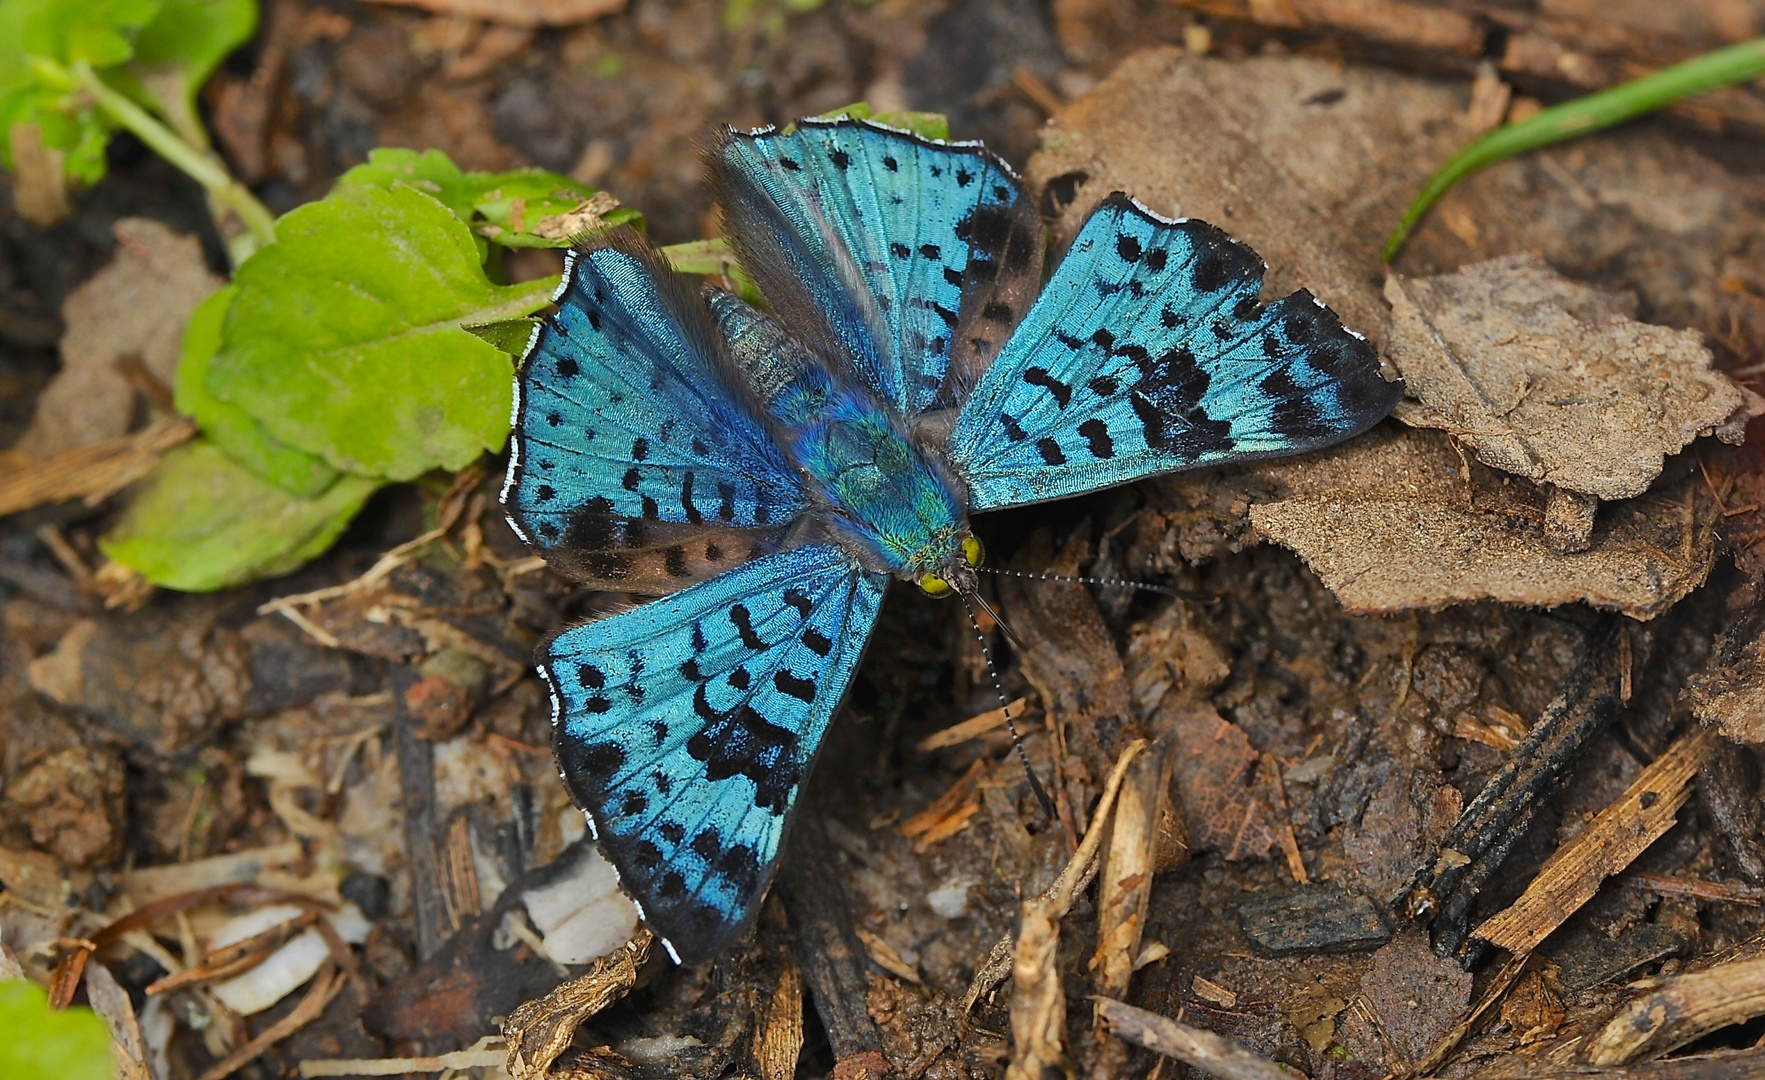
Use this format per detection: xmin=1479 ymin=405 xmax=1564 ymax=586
xmin=70 ymin=60 xmax=277 ymax=250
xmin=1384 ymin=35 xmax=1765 ymax=262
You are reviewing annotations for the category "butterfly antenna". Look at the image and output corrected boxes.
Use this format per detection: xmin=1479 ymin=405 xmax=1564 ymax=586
xmin=967 ymin=585 xmax=1026 ymax=654
xmin=959 ymin=592 xmax=1058 ymax=822
xmin=974 ymin=565 xmax=1215 ymax=603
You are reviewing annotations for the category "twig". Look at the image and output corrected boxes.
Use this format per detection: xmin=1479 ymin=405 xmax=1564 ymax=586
xmin=503 ymin=932 xmax=651 ymax=1080
xmin=1587 ymin=956 xmax=1765 ymax=1065
xmin=916 ymin=698 xmax=1031 ymax=751
xmin=960 ymin=740 xmax=1149 ymax=1018
xmin=195 ymin=961 xmax=345 ymax=1080
xmin=1094 ymin=997 xmax=1292 ymax=1080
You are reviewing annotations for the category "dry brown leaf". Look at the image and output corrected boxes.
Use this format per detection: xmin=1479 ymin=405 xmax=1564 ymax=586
xmin=7 ymin=123 xmax=73 ymax=226
xmin=1027 ymin=49 xmax=1475 ymax=346
xmin=1217 ymin=424 xmax=1722 ymax=619
xmin=17 ymin=219 xmax=222 ymax=457
xmin=1161 ymin=703 xmax=1277 ymax=862
xmin=1386 ymin=254 xmax=1756 ymax=503
xmin=358 ymin=0 xmax=624 ymax=27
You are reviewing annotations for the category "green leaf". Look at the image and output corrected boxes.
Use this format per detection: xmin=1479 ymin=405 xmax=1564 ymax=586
xmin=175 ymin=285 xmax=343 ymax=497
xmin=334 ymin=148 xmax=642 ymax=251
xmin=0 ymin=979 xmax=116 ymax=1080
xmin=463 ymin=316 xmax=542 ymax=356
xmin=102 ymin=439 xmax=380 ymax=591
xmin=22 ymin=0 xmax=161 ymax=68
xmin=205 ymin=184 xmax=557 ymax=481
xmin=124 ymin=0 xmax=258 ymax=141
xmin=807 ymin=100 xmax=949 ymax=141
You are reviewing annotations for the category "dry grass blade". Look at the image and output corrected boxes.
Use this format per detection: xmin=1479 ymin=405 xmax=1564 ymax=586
xmin=147 ymin=909 xmax=320 ymax=994
xmin=1586 ymin=955 xmax=1765 ymax=1065
xmin=1474 ymin=727 xmax=1717 ymax=954
xmin=916 ymin=697 xmax=1029 ymax=751
xmin=900 ymin=757 xmax=987 ymax=852
xmin=504 ymin=929 xmax=652 ymax=1079
xmin=1089 ymin=742 xmax=1168 ymax=999
xmin=0 ymin=415 xmax=194 ymax=517
xmin=1094 ymin=997 xmax=1291 ymax=1080
xmin=1621 ymin=873 xmax=1765 ymax=906
xmin=959 ymin=740 xmax=1149 ymax=1020
xmin=195 ymin=960 xmax=344 ymax=1080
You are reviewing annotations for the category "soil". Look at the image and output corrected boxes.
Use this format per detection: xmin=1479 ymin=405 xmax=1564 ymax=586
xmin=4 ymin=2 xmax=1765 ymax=1079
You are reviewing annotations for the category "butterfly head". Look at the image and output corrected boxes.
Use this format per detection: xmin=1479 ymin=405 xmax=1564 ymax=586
xmin=917 ymin=534 xmax=984 ymax=598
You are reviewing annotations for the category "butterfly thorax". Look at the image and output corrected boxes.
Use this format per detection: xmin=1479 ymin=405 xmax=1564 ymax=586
xmin=779 ymin=366 xmax=971 ymax=580
xmin=712 ymin=290 xmax=972 ymax=581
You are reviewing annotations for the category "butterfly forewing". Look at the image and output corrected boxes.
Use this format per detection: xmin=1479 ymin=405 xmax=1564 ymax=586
xmin=713 ymin=119 xmax=1026 ymax=416
xmin=546 ymin=543 xmax=886 ymax=964
xmin=505 ymin=232 xmax=808 ymax=591
xmin=947 ymin=195 xmax=1402 ymax=510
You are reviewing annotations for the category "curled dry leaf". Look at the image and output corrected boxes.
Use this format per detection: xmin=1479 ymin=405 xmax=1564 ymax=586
xmin=1198 ymin=424 xmax=1723 ymax=619
xmin=1386 ymin=253 xmax=1757 ymax=504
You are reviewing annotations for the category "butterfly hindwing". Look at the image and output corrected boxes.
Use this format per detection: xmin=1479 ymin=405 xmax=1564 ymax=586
xmin=946 ymin=194 xmax=1402 ymax=511
xmin=713 ymin=118 xmax=1030 ymax=416
xmin=545 ymin=543 xmax=887 ymax=964
xmin=504 ymin=231 xmax=809 ymax=591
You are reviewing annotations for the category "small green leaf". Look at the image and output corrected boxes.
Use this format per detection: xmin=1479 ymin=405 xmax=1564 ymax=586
xmin=124 ymin=0 xmax=257 ymax=142
xmin=0 ymin=978 xmax=118 ymax=1080
xmin=22 ymin=0 xmax=161 ymax=68
xmin=463 ymin=316 xmax=542 ymax=356
xmin=659 ymin=237 xmax=762 ymax=305
xmin=335 ymin=149 xmax=642 ymax=251
xmin=103 ymin=439 xmax=380 ymax=590
xmin=205 ymin=184 xmax=556 ymax=480
xmin=175 ymin=285 xmax=343 ymax=497
xmin=807 ymin=100 xmax=949 ymax=141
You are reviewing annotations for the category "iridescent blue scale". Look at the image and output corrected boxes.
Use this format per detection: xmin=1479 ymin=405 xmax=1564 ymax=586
xmin=502 ymin=117 xmax=1402 ymax=964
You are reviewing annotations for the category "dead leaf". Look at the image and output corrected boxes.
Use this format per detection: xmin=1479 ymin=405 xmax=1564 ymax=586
xmin=7 ymin=122 xmax=73 ymax=226
xmin=531 ymin=191 xmax=624 ymax=241
xmin=17 ymin=219 xmax=223 ymax=457
xmin=1161 ymin=703 xmax=1276 ymax=862
xmin=1358 ymin=929 xmax=1472 ymax=1066
xmin=1027 ymin=49 xmax=1476 ymax=347
xmin=1386 ymin=254 xmax=1756 ymax=502
xmin=1192 ymin=424 xmax=1724 ymax=620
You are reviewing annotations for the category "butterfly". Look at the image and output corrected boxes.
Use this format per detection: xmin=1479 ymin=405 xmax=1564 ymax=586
xmin=500 ymin=117 xmax=1402 ymax=965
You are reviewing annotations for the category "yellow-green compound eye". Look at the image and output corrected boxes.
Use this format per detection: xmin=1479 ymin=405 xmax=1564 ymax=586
xmin=918 ymin=573 xmax=952 ymax=597
xmin=962 ymin=535 xmax=984 ymax=567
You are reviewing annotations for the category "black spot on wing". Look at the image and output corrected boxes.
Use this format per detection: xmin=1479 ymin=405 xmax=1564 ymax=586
xmin=1023 ymin=367 xmax=1072 ymax=407
xmin=731 ymin=604 xmax=765 ymax=650
xmin=774 ymin=669 xmax=816 ymax=703
xmin=801 ymin=628 xmax=833 ymax=656
xmin=1037 ymin=437 xmax=1065 ymax=465
xmin=1078 ymin=419 xmax=1114 ymax=459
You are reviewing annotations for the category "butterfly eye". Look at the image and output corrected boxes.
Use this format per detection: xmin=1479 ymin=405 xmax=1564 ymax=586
xmin=918 ymin=573 xmax=952 ymax=597
xmin=962 ymin=536 xmax=984 ymax=567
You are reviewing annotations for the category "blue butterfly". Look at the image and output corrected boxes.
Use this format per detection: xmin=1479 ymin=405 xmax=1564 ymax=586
xmin=501 ymin=117 xmax=1401 ymax=964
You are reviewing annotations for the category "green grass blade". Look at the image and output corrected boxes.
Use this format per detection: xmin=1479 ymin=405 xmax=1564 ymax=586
xmin=1384 ymin=36 xmax=1765 ymax=262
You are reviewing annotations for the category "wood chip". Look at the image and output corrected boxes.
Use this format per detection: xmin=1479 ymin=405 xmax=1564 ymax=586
xmin=1089 ymin=741 xmax=1168 ymax=999
xmin=900 ymin=758 xmax=987 ymax=852
xmin=83 ymin=961 xmax=152 ymax=1080
xmin=1006 ymin=895 xmax=1067 ymax=1080
xmin=753 ymin=959 xmax=803 ymax=1080
xmin=1474 ymin=727 xmax=1717 ymax=954
xmin=855 ymin=928 xmax=922 ymax=986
